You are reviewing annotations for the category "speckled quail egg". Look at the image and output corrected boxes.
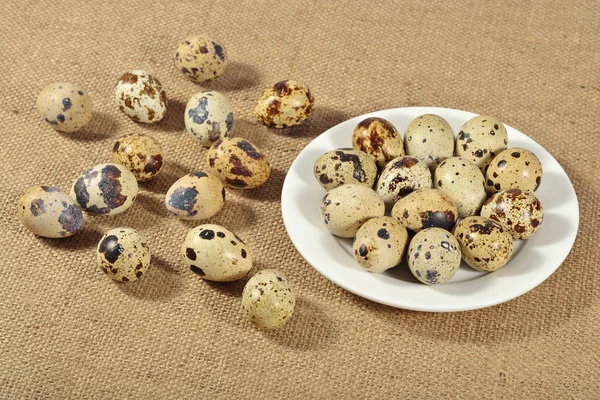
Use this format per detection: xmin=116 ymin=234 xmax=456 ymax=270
xmin=17 ymin=185 xmax=84 ymax=238
xmin=114 ymin=70 xmax=167 ymax=124
xmin=185 ymin=90 xmax=234 ymax=147
xmin=112 ymin=134 xmax=164 ymax=181
xmin=391 ymin=188 xmax=458 ymax=233
xmin=313 ymin=148 xmax=378 ymax=190
xmin=352 ymin=117 xmax=405 ymax=168
xmin=206 ymin=137 xmax=271 ymax=189
xmin=352 ymin=216 xmax=409 ymax=273
xmin=375 ymin=156 xmax=432 ymax=209
xmin=320 ymin=184 xmax=385 ymax=238
xmin=97 ymin=227 xmax=150 ymax=282
xmin=455 ymin=115 xmax=508 ymax=173
xmin=407 ymin=227 xmax=462 ymax=285
xmin=485 ymin=148 xmax=543 ymax=194
xmin=241 ymin=269 xmax=295 ymax=330
xmin=181 ymin=224 xmax=252 ymax=281
xmin=454 ymin=216 xmax=514 ymax=272
xmin=254 ymin=80 xmax=314 ymax=128
xmin=36 ymin=83 xmax=92 ymax=132
xmin=434 ymin=157 xmax=487 ymax=217
xmin=70 ymin=163 xmax=138 ymax=215
xmin=174 ymin=36 xmax=228 ymax=83
xmin=404 ymin=114 xmax=454 ymax=171
xmin=480 ymin=188 xmax=543 ymax=240
xmin=165 ymin=171 xmax=225 ymax=220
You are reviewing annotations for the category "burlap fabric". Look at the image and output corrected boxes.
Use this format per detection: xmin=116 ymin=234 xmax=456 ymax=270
xmin=1 ymin=0 xmax=598 ymax=398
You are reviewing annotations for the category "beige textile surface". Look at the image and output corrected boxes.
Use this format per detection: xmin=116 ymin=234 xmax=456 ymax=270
xmin=1 ymin=0 xmax=599 ymax=398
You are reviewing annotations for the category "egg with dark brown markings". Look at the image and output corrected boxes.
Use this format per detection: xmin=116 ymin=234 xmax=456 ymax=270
xmin=112 ymin=134 xmax=164 ymax=181
xmin=480 ymin=188 xmax=543 ymax=240
xmin=174 ymin=36 xmax=228 ymax=83
xmin=114 ymin=70 xmax=167 ymax=124
xmin=375 ymin=156 xmax=432 ymax=209
xmin=404 ymin=114 xmax=455 ymax=171
xmin=455 ymin=115 xmax=508 ymax=173
xmin=242 ymin=269 xmax=295 ymax=330
xmin=408 ymin=227 xmax=462 ymax=285
xmin=313 ymin=148 xmax=378 ymax=190
xmin=352 ymin=117 xmax=405 ymax=168
xmin=485 ymin=148 xmax=543 ymax=195
xmin=391 ymin=188 xmax=458 ymax=233
xmin=165 ymin=171 xmax=225 ymax=220
xmin=254 ymin=80 xmax=314 ymax=128
xmin=434 ymin=157 xmax=487 ymax=218
xmin=185 ymin=90 xmax=234 ymax=147
xmin=36 ymin=83 xmax=92 ymax=132
xmin=97 ymin=227 xmax=150 ymax=282
xmin=353 ymin=216 xmax=409 ymax=273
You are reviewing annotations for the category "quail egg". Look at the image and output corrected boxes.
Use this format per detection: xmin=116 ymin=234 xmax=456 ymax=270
xmin=455 ymin=116 xmax=508 ymax=173
xmin=434 ymin=157 xmax=487 ymax=217
xmin=313 ymin=148 xmax=378 ymax=190
xmin=174 ymin=36 xmax=228 ymax=83
xmin=480 ymin=188 xmax=543 ymax=240
xmin=352 ymin=216 xmax=409 ymax=273
xmin=352 ymin=117 xmax=405 ymax=168
xmin=407 ymin=227 xmax=462 ymax=285
xmin=254 ymin=80 xmax=314 ymax=128
xmin=241 ymin=269 xmax=295 ymax=330
xmin=36 ymin=83 xmax=92 ymax=132
xmin=97 ymin=227 xmax=150 ymax=282
xmin=485 ymin=148 xmax=543 ymax=194
xmin=185 ymin=90 xmax=234 ymax=147
xmin=391 ymin=188 xmax=458 ymax=232
xmin=114 ymin=70 xmax=167 ymax=124
xmin=112 ymin=134 xmax=164 ymax=181
xmin=404 ymin=114 xmax=454 ymax=171
xmin=375 ymin=156 xmax=432 ymax=209
xmin=165 ymin=171 xmax=225 ymax=220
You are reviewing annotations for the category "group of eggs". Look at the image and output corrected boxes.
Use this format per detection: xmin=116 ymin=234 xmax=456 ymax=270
xmin=17 ymin=35 xmax=315 ymax=330
xmin=316 ymin=114 xmax=544 ymax=284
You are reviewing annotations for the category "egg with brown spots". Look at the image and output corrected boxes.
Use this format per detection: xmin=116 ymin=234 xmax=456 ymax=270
xmin=455 ymin=115 xmax=508 ymax=173
xmin=112 ymin=134 xmax=164 ymax=181
xmin=375 ymin=156 xmax=432 ymax=209
xmin=185 ymin=90 xmax=234 ymax=147
xmin=206 ymin=137 xmax=271 ymax=189
xmin=165 ymin=171 xmax=225 ymax=220
xmin=391 ymin=188 xmax=458 ymax=233
xmin=480 ymin=189 xmax=543 ymax=240
xmin=97 ymin=227 xmax=150 ymax=282
xmin=241 ymin=269 xmax=296 ymax=330
xmin=313 ymin=148 xmax=378 ymax=190
xmin=453 ymin=216 xmax=514 ymax=272
xmin=70 ymin=163 xmax=138 ymax=215
xmin=407 ymin=227 xmax=461 ymax=285
xmin=352 ymin=216 xmax=409 ymax=273
xmin=254 ymin=80 xmax=314 ymax=128
xmin=17 ymin=185 xmax=84 ymax=238
xmin=36 ymin=83 xmax=92 ymax=132
xmin=320 ymin=184 xmax=385 ymax=238
xmin=352 ymin=117 xmax=405 ymax=168
xmin=434 ymin=157 xmax=487 ymax=217
xmin=486 ymin=148 xmax=543 ymax=194
xmin=114 ymin=70 xmax=167 ymax=124
xmin=181 ymin=224 xmax=252 ymax=282
xmin=404 ymin=114 xmax=455 ymax=171
xmin=174 ymin=36 xmax=228 ymax=83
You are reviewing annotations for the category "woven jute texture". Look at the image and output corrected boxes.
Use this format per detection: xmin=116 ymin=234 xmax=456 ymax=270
xmin=1 ymin=0 xmax=599 ymax=398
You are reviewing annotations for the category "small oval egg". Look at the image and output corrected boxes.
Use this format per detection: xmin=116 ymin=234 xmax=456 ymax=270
xmin=353 ymin=216 xmax=409 ymax=273
xmin=455 ymin=115 xmax=508 ymax=173
xmin=70 ymin=163 xmax=138 ymax=215
xmin=36 ymin=83 xmax=92 ymax=132
xmin=404 ymin=114 xmax=454 ymax=171
xmin=165 ymin=171 xmax=225 ymax=220
xmin=454 ymin=216 xmax=514 ymax=272
xmin=181 ymin=224 xmax=252 ymax=281
xmin=391 ymin=188 xmax=458 ymax=233
xmin=97 ymin=227 xmax=150 ymax=282
xmin=352 ymin=117 xmax=405 ymax=168
xmin=206 ymin=137 xmax=271 ymax=189
xmin=185 ymin=90 xmax=234 ymax=147
xmin=174 ymin=36 xmax=228 ymax=83
xmin=375 ymin=156 xmax=432 ymax=209
xmin=320 ymin=184 xmax=385 ymax=238
xmin=17 ymin=185 xmax=84 ymax=238
xmin=254 ymin=80 xmax=314 ymax=128
xmin=407 ymin=227 xmax=462 ymax=285
xmin=241 ymin=269 xmax=296 ymax=330
xmin=114 ymin=70 xmax=167 ymax=124
xmin=112 ymin=134 xmax=164 ymax=181
xmin=313 ymin=148 xmax=378 ymax=190
xmin=480 ymin=189 xmax=543 ymax=240
xmin=485 ymin=148 xmax=543 ymax=194
xmin=434 ymin=157 xmax=487 ymax=217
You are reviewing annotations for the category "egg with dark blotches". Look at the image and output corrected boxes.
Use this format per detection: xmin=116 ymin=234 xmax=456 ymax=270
xmin=36 ymin=83 xmax=92 ymax=132
xmin=352 ymin=117 xmax=405 ymax=168
xmin=185 ymin=90 xmax=234 ymax=147
xmin=112 ymin=134 xmax=164 ymax=181
xmin=174 ymin=36 xmax=228 ymax=83
xmin=114 ymin=70 xmax=167 ymax=124
xmin=375 ymin=156 xmax=432 ymax=209
xmin=254 ymin=80 xmax=314 ymax=128
xmin=434 ymin=157 xmax=487 ymax=218
xmin=165 ymin=172 xmax=225 ymax=220
xmin=480 ymin=189 xmax=543 ymax=240
xmin=241 ymin=269 xmax=295 ymax=330
xmin=70 ymin=163 xmax=138 ymax=215
xmin=391 ymin=188 xmax=457 ymax=233
xmin=17 ymin=185 xmax=84 ymax=238
xmin=313 ymin=148 xmax=378 ymax=190
xmin=181 ymin=224 xmax=252 ymax=281
xmin=404 ymin=114 xmax=454 ymax=171
xmin=353 ymin=216 xmax=408 ymax=273
xmin=206 ymin=137 xmax=270 ymax=189
xmin=408 ymin=228 xmax=461 ymax=285
xmin=485 ymin=148 xmax=543 ymax=195
xmin=97 ymin=227 xmax=150 ymax=282
xmin=454 ymin=216 xmax=514 ymax=272
xmin=455 ymin=115 xmax=508 ymax=173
